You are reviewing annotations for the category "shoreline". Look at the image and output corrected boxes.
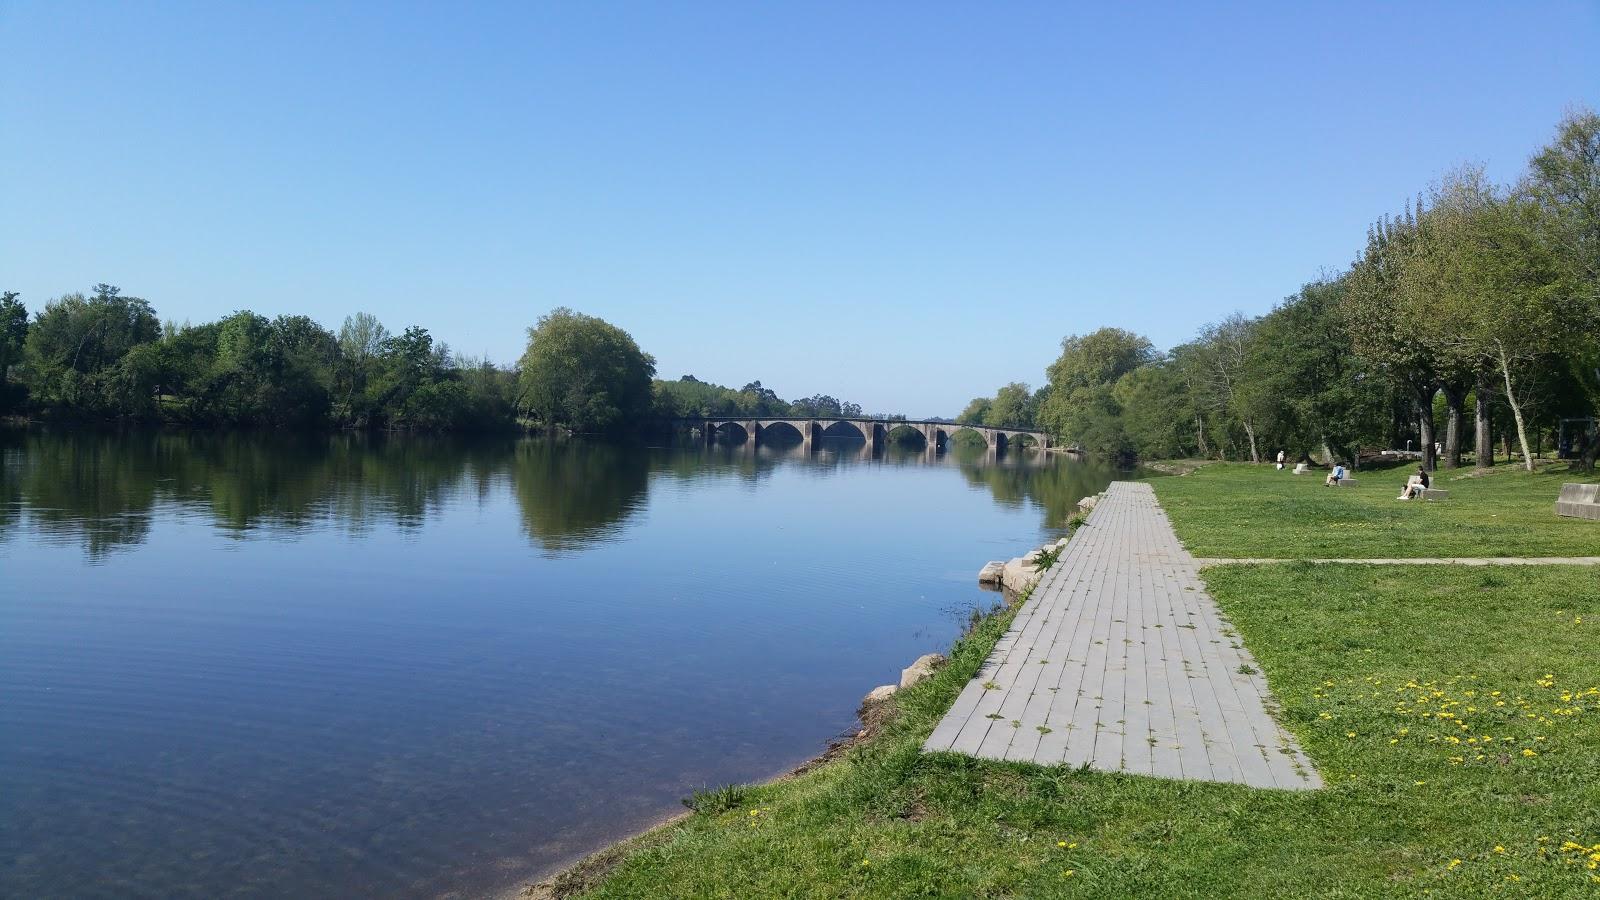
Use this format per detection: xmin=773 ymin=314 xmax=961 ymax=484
xmin=512 ymin=521 xmax=1082 ymax=900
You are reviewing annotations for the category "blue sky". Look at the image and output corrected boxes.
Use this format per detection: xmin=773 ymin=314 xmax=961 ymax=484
xmin=3 ymin=2 xmax=1596 ymax=416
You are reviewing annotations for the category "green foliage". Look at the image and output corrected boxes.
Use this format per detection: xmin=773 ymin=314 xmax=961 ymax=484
xmin=956 ymin=396 xmax=991 ymax=424
xmin=0 ymin=291 xmax=27 ymax=410
xmin=684 ymin=784 xmax=749 ymax=815
xmin=1244 ymin=280 xmax=1392 ymax=462
xmin=517 ymin=308 xmax=656 ymax=433
xmin=22 ymin=284 xmax=160 ymax=415
xmin=982 ymin=382 xmax=1034 ymax=428
xmin=1030 ymin=111 xmax=1599 ymax=468
xmin=1038 ymin=328 xmax=1155 ymax=454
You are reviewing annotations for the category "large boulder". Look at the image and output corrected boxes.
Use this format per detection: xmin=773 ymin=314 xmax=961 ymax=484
xmin=977 ymin=561 xmax=1005 ymax=584
xmin=899 ymin=653 xmax=947 ymax=689
xmin=863 ymin=684 xmax=898 ymax=704
xmin=1001 ymin=555 xmax=1042 ymax=593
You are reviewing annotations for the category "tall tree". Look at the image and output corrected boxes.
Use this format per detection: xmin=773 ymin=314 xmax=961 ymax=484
xmin=1193 ymin=313 xmax=1265 ymax=463
xmin=1525 ymin=108 xmax=1600 ymax=469
xmin=956 ymin=397 xmax=991 ymax=424
xmin=983 ymin=382 xmax=1033 ymax=428
xmin=517 ymin=308 xmax=656 ymax=433
xmin=1344 ymin=206 xmax=1444 ymax=470
xmin=0 ymin=291 xmax=27 ymax=408
xmin=23 ymin=284 xmax=160 ymax=414
xmin=1039 ymin=327 xmax=1155 ymax=453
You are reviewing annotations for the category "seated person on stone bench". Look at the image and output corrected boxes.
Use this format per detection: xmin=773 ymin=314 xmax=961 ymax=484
xmin=1398 ymin=466 xmax=1429 ymax=500
xmin=1324 ymin=463 xmax=1346 ymax=486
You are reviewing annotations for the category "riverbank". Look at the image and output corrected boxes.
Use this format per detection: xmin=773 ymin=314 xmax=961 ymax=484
xmin=518 ymin=535 xmax=1069 ymax=899
xmin=536 ymin=464 xmax=1600 ymax=898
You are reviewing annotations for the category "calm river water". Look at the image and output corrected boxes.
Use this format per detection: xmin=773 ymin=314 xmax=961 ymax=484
xmin=1 ymin=429 xmax=1122 ymax=898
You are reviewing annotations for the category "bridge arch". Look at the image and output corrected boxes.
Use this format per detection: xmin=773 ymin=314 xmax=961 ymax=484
xmin=818 ymin=420 xmax=869 ymax=440
xmin=757 ymin=420 xmax=806 ymax=442
xmin=705 ymin=421 xmax=749 ymax=442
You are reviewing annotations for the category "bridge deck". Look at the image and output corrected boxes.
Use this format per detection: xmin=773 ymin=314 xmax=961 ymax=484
xmin=923 ymin=481 xmax=1319 ymax=790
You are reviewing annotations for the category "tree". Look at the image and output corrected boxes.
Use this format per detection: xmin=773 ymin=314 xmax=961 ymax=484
xmin=1436 ymin=192 xmax=1578 ymax=470
xmin=1525 ymin=108 xmax=1600 ymax=469
xmin=983 ymin=382 xmax=1033 ymax=428
xmin=1112 ymin=362 xmax=1193 ymax=459
xmin=0 ymin=291 xmax=27 ymax=410
xmin=1039 ymin=328 xmax=1155 ymax=454
xmin=517 ymin=308 xmax=656 ymax=433
xmin=1344 ymin=205 xmax=1445 ymax=470
xmin=23 ymin=284 xmax=160 ymax=415
xmin=336 ymin=312 xmax=390 ymax=425
xmin=957 ymin=397 xmax=991 ymax=424
xmin=1191 ymin=313 xmax=1266 ymax=462
xmin=1243 ymin=279 xmax=1391 ymax=464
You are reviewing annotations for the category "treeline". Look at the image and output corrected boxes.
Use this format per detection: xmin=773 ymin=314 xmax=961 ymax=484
xmin=0 ymin=295 xmax=877 ymax=434
xmin=652 ymin=375 xmax=889 ymax=420
xmin=1002 ymin=110 xmax=1599 ymax=470
xmin=0 ymin=287 xmax=517 ymax=430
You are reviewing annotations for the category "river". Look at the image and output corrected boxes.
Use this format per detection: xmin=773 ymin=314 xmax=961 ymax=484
xmin=0 ymin=428 xmax=1123 ymax=898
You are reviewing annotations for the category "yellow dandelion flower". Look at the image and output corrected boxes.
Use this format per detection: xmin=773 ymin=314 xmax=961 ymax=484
xmin=1494 ymin=845 xmax=1505 ymax=853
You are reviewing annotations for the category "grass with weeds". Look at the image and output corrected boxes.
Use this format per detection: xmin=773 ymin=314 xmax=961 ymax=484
xmin=1150 ymin=461 xmax=1600 ymax=558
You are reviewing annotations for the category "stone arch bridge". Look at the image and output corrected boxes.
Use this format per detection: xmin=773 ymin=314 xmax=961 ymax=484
xmin=676 ymin=417 xmax=1051 ymax=452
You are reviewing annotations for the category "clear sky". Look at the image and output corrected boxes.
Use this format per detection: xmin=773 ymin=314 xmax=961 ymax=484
xmin=3 ymin=2 xmax=1596 ymax=416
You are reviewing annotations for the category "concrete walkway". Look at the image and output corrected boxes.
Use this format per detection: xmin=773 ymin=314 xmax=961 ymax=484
xmin=924 ymin=482 xmax=1320 ymax=790
xmin=1195 ymin=557 xmax=1600 ymax=567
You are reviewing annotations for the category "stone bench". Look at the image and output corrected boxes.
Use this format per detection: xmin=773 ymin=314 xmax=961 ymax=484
xmin=1420 ymin=488 xmax=1449 ymax=501
xmin=1556 ymin=483 xmax=1600 ymax=521
xmin=1333 ymin=478 xmax=1359 ymax=487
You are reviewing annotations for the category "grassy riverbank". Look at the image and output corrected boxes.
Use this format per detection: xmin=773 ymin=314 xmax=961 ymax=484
xmin=539 ymin=465 xmax=1600 ymax=899
xmin=1152 ymin=460 xmax=1600 ymax=558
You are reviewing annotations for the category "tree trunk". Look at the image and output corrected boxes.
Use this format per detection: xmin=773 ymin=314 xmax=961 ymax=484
xmin=1194 ymin=413 xmax=1208 ymax=458
xmin=1415 ymin=385 xmax=1437 ymax=472
xmin=1441 ymin=383 xmax=1465 ymax=469
xmin=1496 ymin=344 xmax=1535 ymax=473
xmin=1242 ymin=421 xmax=1260 ymax=464
xmin=1474 ymin=373 xmax=1494 ymax=470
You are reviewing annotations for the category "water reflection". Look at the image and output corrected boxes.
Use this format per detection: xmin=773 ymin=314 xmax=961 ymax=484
xmin=1 ymin=427 xmax=1126 ymax=899
xmin=2 ymin=429 xmax=1098 ymax=561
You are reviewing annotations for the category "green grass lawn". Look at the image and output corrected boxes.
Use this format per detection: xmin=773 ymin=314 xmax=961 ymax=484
xmin=1150 ymin=461 xmax=1600 ymax=559
xmin=560 ymin=565 xmax=1600 ymax=899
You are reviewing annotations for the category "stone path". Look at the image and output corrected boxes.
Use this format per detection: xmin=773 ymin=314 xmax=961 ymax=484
xmin=1195 ymin=557 xmax=1600 ymax=567
xmin=924 ymin=481 xmax=1320 ymax=790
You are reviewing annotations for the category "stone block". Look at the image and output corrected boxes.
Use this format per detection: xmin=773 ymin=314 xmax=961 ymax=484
xmin=864 ymin=684 xmax=898 ymax=704
xmin=977 ymin=561 xmax=1005 ymax=584
xmin=1420 ymin=488 xmax=1449 ymax=500
xmin=1556 ymin=483 xmax=1599 ymax=520
xmin=900 ymin=653 xmax=947 ymax=689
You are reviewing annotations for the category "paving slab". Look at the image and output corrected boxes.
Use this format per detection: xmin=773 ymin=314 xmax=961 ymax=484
xmin=924 ymin=481 xmax=1320 ymax=790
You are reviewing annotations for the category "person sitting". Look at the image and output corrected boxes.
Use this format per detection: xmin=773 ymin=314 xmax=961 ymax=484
xmin=1324 ymin=463 xmax=1346 ymax=486
xmin=1399 ymin=466 xmax=1430 ymax=500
